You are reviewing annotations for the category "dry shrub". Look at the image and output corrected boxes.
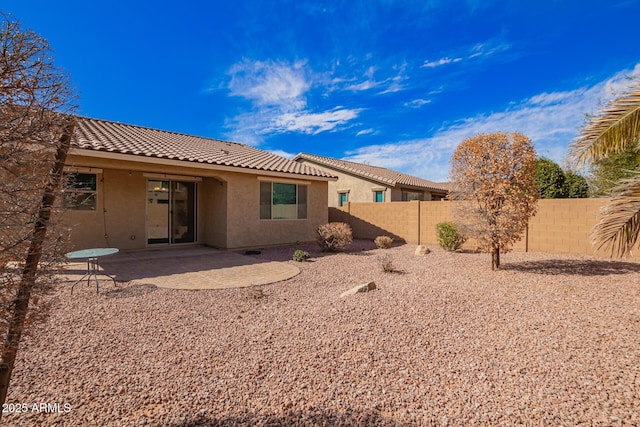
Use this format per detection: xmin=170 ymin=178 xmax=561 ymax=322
xmin=378 ymin=254 xmax=396 ymax=273
xmin=374 ymin=235 xmax=393 ymax=249
xmin=316 ymin=222 xmax=353 ymax=252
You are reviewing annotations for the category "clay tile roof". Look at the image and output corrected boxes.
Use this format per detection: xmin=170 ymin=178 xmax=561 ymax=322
xmin=293 ymin=153 xmax=449 ymax=192
xmin=71 ymin=117 xmax=335 ymax=179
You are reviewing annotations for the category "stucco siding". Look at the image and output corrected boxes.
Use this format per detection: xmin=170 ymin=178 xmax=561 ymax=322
xmin=63 ymin=168 xmax=147 ymax=250
xmin=296 ymin=161 xmax=389 ymax=207
xmin=201 ymin=177 xmax=227 ymax=248
xmin=225 ymin=173 xmax=328 ymax=248
xmin=63 ymin=154 xmax=328 ymax=250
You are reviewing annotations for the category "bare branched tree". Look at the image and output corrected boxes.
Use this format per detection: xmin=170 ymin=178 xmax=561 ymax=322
xmin=0 ymin=13 xmax=77 ymax=412
xmin=449 ymin=132 xmax=538 ymax=270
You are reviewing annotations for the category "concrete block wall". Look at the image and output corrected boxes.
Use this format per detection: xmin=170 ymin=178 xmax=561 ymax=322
xmin=330 ymin=199 xmax=640 ymax=258
xmin=329 ymin=201 xmax=420 ymax=242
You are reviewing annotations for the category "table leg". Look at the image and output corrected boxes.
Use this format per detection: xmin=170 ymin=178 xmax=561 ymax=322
xmin=70 ymin=256 xmax=118 ymax=295
xmin=86 ymin=259 xmax=92 ymax=287
xmin=71 ymin=261 xmax=91 ymax=295
xmin=89 ymin=257 xmax=100 ymax=294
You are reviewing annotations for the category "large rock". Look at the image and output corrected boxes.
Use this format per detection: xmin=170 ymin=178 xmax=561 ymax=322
xmin=414 ymin=245 xmax=431 ymax=256
xmin=340 ymin=281 xmax=376 ymax=297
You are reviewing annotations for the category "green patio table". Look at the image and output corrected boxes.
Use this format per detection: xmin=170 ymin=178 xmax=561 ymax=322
xmin=65 ymin=248 xmax=119 ymax=294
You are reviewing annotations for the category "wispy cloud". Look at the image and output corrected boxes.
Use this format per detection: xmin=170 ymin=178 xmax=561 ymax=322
xmin=344 ymin=64 xmax=640 ymax=181
xmin=356 ymin=128 xmax=376 ymax=136
xmin=339 ymin=61 xmax=408 ymax=95
xmin=228 ymin=59 xmax=308 ymax=108
xmin=272 ymin=107 xmax=363 ymax=134
xmin=405 ymin=98 xmax=432 ymax=108
xmin=346 ymin=80 xmax=380 ymax=92
xmin=422 ymin=57 xmax=462 ymax=68
xmin=468 ymin=40 xmax=511 ymax=60
xmin=422 ymin=38 xmax=512 ymax=72
xmin=225 ymin=59 xmax=361 ymax=144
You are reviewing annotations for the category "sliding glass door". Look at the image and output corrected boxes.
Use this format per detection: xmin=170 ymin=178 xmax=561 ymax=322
xmin=147 ymin=180 xmax=196 ymax=245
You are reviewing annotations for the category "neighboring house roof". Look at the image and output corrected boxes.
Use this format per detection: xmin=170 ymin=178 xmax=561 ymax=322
xmin=70 ymin=117 xmax=335 ymax=179
xmin=293 ymin=153 xmax=449 ymax=192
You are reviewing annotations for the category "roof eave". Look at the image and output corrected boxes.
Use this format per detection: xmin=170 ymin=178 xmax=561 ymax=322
xmin=296 ymin=156 xmax=395 ymax=186
xmin=69 ymin=148 xmax=337 ymax=181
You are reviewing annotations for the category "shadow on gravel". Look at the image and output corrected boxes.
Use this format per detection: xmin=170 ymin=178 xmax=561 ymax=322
xmin=104 ymin=283 xmax=158 ymax=299
xmin=501 ymin=259 xmax=640 ymax=276
xmin=239 ymin=239 xmax=386 ymax=262
xmin=156 ymin=409 xmax=408 ymax=427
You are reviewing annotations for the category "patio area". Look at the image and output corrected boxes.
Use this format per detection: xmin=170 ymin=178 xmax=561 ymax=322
xmin=62 ymin=245 xmax=300 ymax=291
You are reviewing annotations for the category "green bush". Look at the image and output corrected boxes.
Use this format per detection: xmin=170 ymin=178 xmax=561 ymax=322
xmin=374 ymin=235 xmax=393 ymax=249
xmin=292 ymin=249 xmax=310 ymax=262
xmin=436 ymin=222 xmax=466 ymax=251
xmin=316 ymin=222 xmax=353 ymax=252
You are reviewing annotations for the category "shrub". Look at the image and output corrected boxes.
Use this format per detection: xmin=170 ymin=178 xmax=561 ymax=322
xmin=292 ymin=249 xmax=310 ymax=262
xmin=316 ymin=222 xmax=353 ymax=252
xmin=378 ymin=254 xmax=396 ymax=273
xmin=436 ymin=222 xmax=466 ymax=251
xmin=374 ymin=235 xmax=393 ymax=249
xmin=247 ymin=288 xmax=266 ymax=300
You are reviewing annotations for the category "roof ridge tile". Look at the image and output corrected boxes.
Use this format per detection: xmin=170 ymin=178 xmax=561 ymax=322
xmin=295 ymin=152 xmax=448 ymax=191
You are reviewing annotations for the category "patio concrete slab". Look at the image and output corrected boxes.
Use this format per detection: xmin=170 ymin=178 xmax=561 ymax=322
xmin=62 ymin=246 xmax=299 ymax=290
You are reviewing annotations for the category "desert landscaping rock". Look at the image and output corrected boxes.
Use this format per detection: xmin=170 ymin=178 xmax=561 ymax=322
xmin=5 ymin=240 xmax=640 ymax=426
xmin=340 ymin=281 xmax=377 ymax=297
xmin=414 ymin=245 xmax=431 ymax=256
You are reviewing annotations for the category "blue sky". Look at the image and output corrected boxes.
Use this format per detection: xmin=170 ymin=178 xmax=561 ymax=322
xmin=5 ymin=0 xmax=640 ymax=181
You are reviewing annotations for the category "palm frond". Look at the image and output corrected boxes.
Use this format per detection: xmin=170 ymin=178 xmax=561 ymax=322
xmin=570 ymin=80 xmax=640 ymax=168
xmin=592 ymin=173 xmax=640 ymax=257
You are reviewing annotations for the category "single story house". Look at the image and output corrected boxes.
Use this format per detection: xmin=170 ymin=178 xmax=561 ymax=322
xmin=63 ymin=117 xmax=336 ymax=251
xmin=292 ymin=153 xmax=448 ymax=207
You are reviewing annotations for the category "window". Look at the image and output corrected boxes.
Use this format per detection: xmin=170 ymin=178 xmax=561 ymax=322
xmin=338 ymin=192 xmax=348 ymax=207
xmin=402 ymin=191 xmax=422 ymax=201
xmin=64 ymin=173 xmax=97 ymax=210
xmin=260 ymin=181 xmax=307 ymax=220
xmin=373 ymin=190 xmax=384 ymax=203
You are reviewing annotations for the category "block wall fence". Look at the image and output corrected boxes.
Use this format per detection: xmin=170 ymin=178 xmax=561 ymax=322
xmin=329 ymin=199 xmax=640 ymax=259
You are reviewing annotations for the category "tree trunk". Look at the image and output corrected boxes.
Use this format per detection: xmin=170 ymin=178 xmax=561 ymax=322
xmin=491 ymin=246 xmax=501 ymax=270
xmin=0 ymin=122 xmax=75 ymax=414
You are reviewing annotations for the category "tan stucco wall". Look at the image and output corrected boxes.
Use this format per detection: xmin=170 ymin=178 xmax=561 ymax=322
xmin=296 ymin=159 xmax=442 ymax=205
xmin=296 ymin=160 xmax=390 ymax=206
xmin=62 ymin=168 xmax=147 ymax=250
xmin=224 ymin=173 xmax=328 ymax=248
xmin=202 ymin=177 xmax=227 ymax=248
xmin=63 ymin=154 xmax=328 ymax=250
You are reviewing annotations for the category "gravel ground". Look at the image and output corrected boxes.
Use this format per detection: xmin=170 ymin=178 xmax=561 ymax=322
xmin=4 ymin=241 xmax=640 ymax=426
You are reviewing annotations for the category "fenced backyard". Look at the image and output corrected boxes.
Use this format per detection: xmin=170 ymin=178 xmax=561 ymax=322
xmin=5 ymin=240 xmax=640 ymax=425
xmin=329 ymin=198 xmax=640 ymax=258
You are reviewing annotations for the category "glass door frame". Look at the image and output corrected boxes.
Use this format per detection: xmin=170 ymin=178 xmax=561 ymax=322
xmin=145 ymin=177 xmax=199 ymax=246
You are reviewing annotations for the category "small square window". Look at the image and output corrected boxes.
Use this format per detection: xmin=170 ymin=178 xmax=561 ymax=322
xmin=64 ymin=173 xmax=97 ymax=210
xmin=339 ymin=192 xmax=348 ymax=207
xmin=374 ymin=191 xmax=384 ymax=203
